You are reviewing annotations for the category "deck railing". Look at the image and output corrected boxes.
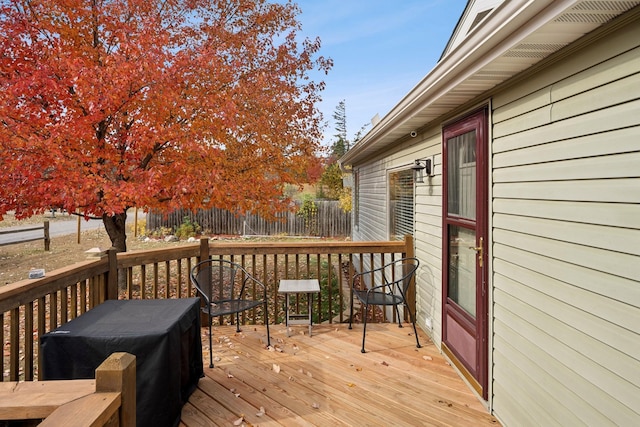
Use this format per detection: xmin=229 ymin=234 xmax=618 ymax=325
xmin=1 ymin=236 xmax=414 ymax=383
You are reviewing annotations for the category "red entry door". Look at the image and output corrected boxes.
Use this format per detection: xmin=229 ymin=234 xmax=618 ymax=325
xmin=442 ymin=108 xmax=489 ymax=399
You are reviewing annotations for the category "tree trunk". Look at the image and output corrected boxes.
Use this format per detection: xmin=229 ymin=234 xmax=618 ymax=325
xmin=103 ymin=212 xmax=128 ymax=292
xmin=103 ymin=212 xmax=128 ymax=252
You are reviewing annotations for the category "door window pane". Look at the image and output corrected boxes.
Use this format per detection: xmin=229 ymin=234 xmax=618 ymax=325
xmin=448 ymin=225 xmax=476 ymax=317
xmin=447 ymin=131 xmax=476 ymax=220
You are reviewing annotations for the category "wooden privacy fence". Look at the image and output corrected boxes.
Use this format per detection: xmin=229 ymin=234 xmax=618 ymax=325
xmin=147 ymin=200 xmax=351 ymax=237
xmin=1 ymin=236 xmax=414 ymax=383
xmin=0 ymin=220 xmax=50 ymax=250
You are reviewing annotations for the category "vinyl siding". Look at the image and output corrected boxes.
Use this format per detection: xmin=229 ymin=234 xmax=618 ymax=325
xmin=352 ymin=131 xmax=440 ymax=337
xmin=353 ymin=160 xmax=387 ymax=243
xmin=490 ymin=16 xmax=640 ymax=427
xmin=413 ymin=130 xmax=442 ymax=343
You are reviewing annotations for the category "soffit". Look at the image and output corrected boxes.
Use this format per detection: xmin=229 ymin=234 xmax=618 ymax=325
xmin=341 ymin=0 xmax=640 ymax=166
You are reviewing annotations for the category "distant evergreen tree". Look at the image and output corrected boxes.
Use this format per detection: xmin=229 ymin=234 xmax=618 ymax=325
xmin=319 ymin=162 xmax=344 ymax=200
xmin=318 ymin=101 xmax=369 ymax=207
xmin=331 ymin=100 xmax=348 ymax=158
xmin=352 ymin=122 xmax=370 ymax=145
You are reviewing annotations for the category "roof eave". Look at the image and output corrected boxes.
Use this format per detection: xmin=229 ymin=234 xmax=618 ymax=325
xmin=340 ymin=0 xmax=592 ymax=166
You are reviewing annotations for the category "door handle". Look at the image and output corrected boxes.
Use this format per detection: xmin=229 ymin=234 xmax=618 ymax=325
xmin=468 ymin=237 xmax=483 ymax=268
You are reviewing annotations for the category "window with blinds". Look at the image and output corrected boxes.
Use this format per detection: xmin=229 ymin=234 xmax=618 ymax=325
xmin=389 ymin=168 xmax=414 ymax=241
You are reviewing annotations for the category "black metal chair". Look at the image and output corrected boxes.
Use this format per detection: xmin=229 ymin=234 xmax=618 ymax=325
xmin=190 ymin=258 xmax=271 ymax=367
xmin=349 ymin=257 xmax=421 ymax=353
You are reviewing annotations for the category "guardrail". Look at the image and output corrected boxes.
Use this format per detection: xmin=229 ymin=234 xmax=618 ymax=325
xmin=0 ymin=220 xmax=51 ymax=251
xmin=1 ymin=236 xmax=414 ymax=382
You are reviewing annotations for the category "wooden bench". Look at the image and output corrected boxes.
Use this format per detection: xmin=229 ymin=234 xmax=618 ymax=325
xmin=0 ymin=352 xmax=135 ymax=427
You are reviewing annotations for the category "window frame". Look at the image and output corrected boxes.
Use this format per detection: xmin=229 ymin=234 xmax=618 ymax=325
xmin=388 ymin=167 xmax=415 ymax=241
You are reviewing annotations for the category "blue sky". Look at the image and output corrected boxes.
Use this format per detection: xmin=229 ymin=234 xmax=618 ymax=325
xmin=292 ymin=0 xmax=468 ymax=145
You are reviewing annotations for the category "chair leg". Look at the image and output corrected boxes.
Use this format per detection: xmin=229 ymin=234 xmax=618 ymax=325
xmin=406 ymin=304 xmax=421 ymax=349
xmin=264 ymin=301 xmax=271 ymax=347
xmin=208 ymin=314 xmax=214 ymax=368
xmin=394 ymin=304 xmax=403 ymax=328
xmin=361 ymin=304 xmax=368 ymax=353
xmin=348 ymin=290 xmax=354 ymax=330
xmin=235 ymin=312 xmax=241 ymax=333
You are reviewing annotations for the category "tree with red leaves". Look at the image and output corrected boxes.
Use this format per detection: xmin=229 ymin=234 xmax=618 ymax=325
xmin=0 ymin=0 xmax=331 ymax=251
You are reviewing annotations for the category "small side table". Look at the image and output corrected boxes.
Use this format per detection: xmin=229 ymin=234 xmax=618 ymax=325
xmin=278 ymin=279 xmax=321 ymax=337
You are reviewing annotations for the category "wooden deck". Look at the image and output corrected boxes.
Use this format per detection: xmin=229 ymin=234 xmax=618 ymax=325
xmin=181 ymin=323 xmax=500 ymax=426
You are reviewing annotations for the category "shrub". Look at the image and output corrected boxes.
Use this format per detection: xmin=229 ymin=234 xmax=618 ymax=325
xmin=297 ymin=194 xmax=318 ymax=235
xmin=129 ymin=218 xmax=147 ymax=237
xmin=175 ymin=216 xmax=200 ymax=239
xmin=338 ymin=187 xmax=352 ymax=213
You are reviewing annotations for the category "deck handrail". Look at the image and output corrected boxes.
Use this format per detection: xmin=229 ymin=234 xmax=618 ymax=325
xmin=1 ymin=236 xmax=414 ymax=382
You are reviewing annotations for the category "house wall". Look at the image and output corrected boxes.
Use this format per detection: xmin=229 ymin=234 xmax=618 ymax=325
xmin=350 ymin=10 xmax=639 ymax=425
xmin=490 ymin=16 xmax=640 ymax=426
xmin=411 ymin=130 xmax=442 ymax=343
xmin=352 ymin=131 xmax=439 ymax=335
xmin=353 ymin=159 xmax=387 ymax=243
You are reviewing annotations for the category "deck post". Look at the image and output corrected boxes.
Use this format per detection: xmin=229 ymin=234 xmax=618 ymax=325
xmin=106 ymin=248 xmax=118 ymax=301
xmin=404 ymin=234 xmax=416 ymax=322
xmin=96 ymin=352 xmax=136 ymax=427
xmin=197 ymin=238 xmax=211 ymax=326
xmin=403 ymin=234 xmax=414 ymax=259
xmin=199 ymin=237 xmax=210 ymax=262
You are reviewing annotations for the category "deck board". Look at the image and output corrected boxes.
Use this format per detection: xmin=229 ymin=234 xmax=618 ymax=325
xmin=183 ymin=324 xmax=500 ymax=426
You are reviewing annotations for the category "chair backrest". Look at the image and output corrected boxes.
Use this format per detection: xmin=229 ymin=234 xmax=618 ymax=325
xmin=381 ymin=257 xmax=419 ymax=298
xmin=190 ymin=258 xmax=251 ymax=304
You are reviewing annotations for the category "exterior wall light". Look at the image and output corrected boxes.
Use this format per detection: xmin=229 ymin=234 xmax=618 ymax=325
xmin=411 ymin=158 xmax=432 ymax=183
